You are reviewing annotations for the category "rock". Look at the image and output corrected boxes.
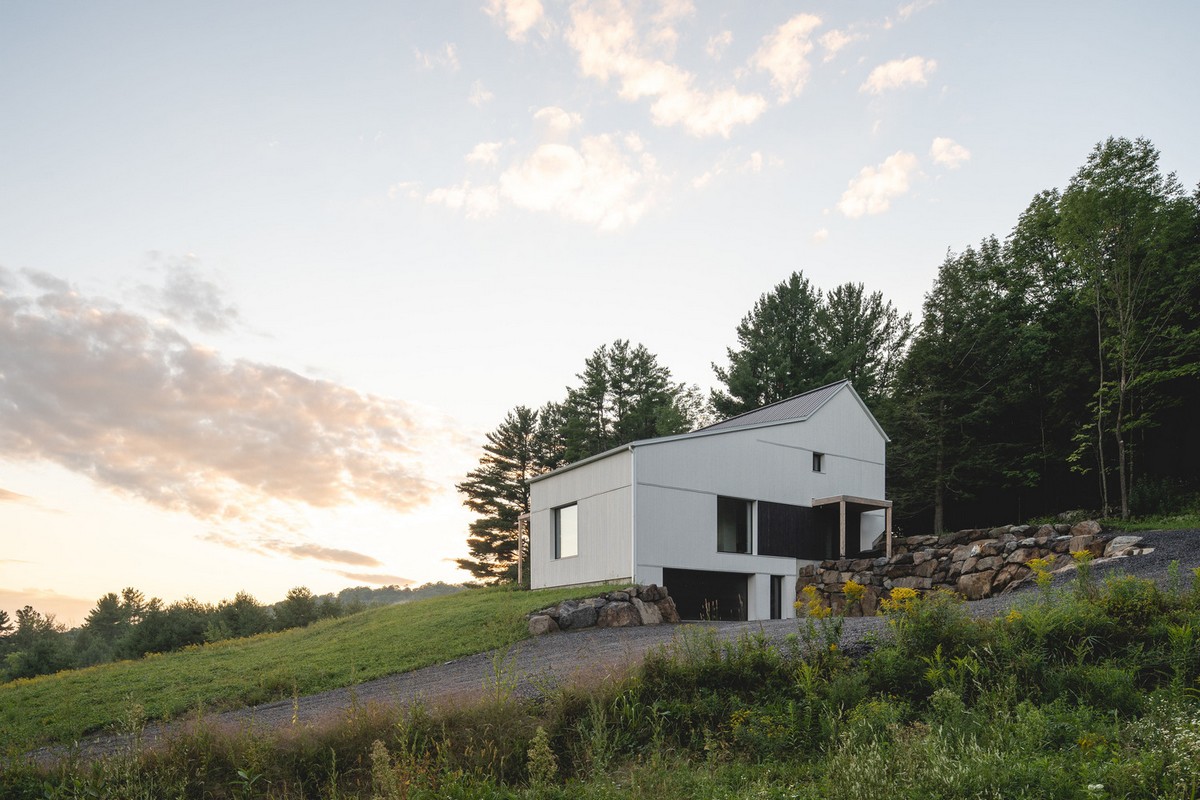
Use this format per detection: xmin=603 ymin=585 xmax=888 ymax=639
xmin=991 ymin=563 xmax=1029 ymax=593
xmin=560 ymin=604 xmax=599 ymax=630
xmin=957 ymin=570 xmax=997 ymax=601
xmin=656 ymin=597 xmax=681 ymax=623
xmin=891 ymin=553 xmax=915 ymax=566
xmin=1104 ymin=535 xmax=1145 ymax=557
xmin=913 ymin=559 xmax=938 ymax=578
xmin=528 ymin=615 xmax=560 ymax=636
xmin=1006 ymin=547 xmax=1039 ymax=565
xmin=1068 ymin=534 xmax=1093 ymax=553
xmin=989 ymin=526 xmax=1012 ymax=537
xmin=938 ymin=529 xmax=973 ymax=547
xmin=640 ymin=584 xmax=665 ymax=602
xmin=1070 ymin=520 xmax=1103 ymax=538
xmin=962 ymin=556 xmax=979 ymax=574
xmin=607 ymin=591 xmax=630 ymax=603
xmin=891 ymin=576 xmax=933 ymax=590
xmin=597 ymin=601 xmax=641 ymax=628
xmin=975 ymin=555 xmax=1004 ymax=572
xmin=631 ymin=597 xmax=662 ymax=625
xmin=1010 ymin=525 xmax=1031 ymax=537
xmin=912 ymin=551 xmax=933 ymax=565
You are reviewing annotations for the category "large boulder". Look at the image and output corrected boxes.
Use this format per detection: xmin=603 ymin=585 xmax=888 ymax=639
xmin=632 ymin=597 xmax=662 ymax=625
xmin=528 ymin=615 xmax=560 ymax=636
xmin=1104 ymin=535 xmax=1145 ymax=557
xmin=559 ymin=603 xmax=598 ymax=630
xmin=1070 ymin=520 xmax=1103 ymax=538
xmin=597 ymin=601 xmax=642 ymax=628
xmin=656 ymin=597 xmax=681 ymax=623
xmin=957 ymin=570 xmax=997 ymax=601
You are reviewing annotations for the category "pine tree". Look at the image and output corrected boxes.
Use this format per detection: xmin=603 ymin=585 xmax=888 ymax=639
xmin=456 ymin=406 xmax=542 ymax=584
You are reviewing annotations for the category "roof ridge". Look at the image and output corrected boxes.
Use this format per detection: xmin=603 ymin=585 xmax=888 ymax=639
xmin=699 ymin=379 xmax=849 ymax=431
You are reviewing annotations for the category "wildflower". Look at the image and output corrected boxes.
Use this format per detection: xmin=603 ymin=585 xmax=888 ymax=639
xmin=1071 ymin=550 xmax=1093 ymax=563
xmin=843 ymin=579 xmax=866 ymax=606
xmin=1006 ymin=609 xmax=1022 ymax=624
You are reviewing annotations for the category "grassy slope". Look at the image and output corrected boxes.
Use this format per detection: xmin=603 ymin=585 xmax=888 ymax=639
xmin=0 ymin=584 xmax=610 ymax=754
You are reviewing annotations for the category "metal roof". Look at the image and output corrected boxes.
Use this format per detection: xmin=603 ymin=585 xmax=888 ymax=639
xmin=698 ymin=380 xmax=850 ymax=432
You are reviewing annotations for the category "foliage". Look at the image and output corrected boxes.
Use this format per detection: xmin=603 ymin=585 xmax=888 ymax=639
xmin=0 ymin=583 xmax=615 ymax=754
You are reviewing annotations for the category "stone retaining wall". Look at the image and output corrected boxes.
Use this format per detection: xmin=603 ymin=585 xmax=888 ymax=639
xmin=527 ymin=584 xmax=680 ymax=635
xmin=796 ymin=520 xmax=1144 ymax=615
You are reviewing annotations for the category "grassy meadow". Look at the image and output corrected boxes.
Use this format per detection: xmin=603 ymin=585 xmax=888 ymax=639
xmin=3 ymin=559 xmax=1200 ymax=798
xmin=0 ymin=583 xmax=610 ymax=755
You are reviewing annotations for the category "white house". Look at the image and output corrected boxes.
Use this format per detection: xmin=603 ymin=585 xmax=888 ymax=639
xmin=528 ymin=380 xmax=892 ymax=621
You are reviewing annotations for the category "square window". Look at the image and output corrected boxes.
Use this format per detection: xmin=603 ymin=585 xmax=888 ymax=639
xmin=812 ymin=452 xmax=824 ymax=472
xmin=554 ymin=504 xmax=578 ymax=559
xmin=717 ymin=496 xmax=752 ymax=553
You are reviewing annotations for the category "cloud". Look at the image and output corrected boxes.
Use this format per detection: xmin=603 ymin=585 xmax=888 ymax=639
xmin=414 ymin=43 xmax=460 ymax=71
xmin=0 ymin=267 xmax=442 ymax=522
xmin=705 ymin=30 xmax=732 ymax=60
xmin=465 ymin=141 xmax=504 ymax=165
xmin=424 ymin=109 xmax=663 ymax=230
xmin=897 ymin=0 xmax=938 ymax=22
xmin=335 ymin=571 xmax=415 ymax=585
xmin=425 ymin=181 xmax=502 ymax=219
xmin=837 ymin=151 xmax=920 ymax=218
xmin=468 ymin=80 xmax=494 ymax=107
xmin=750 ymin=14 xmax=822 ymax=101
xmin=860 ymin=56 xmax=937 ymax=94
xmin=691 ymin=149 xmax=777 ymax=189
xmin=533 ymin=106 xmax=582 ymax=140
xmin=203 ymin=529 xmax=384 ymax=567
xmin=484 ymin=0 xmax=547 ymax=41
xmin=930 ymin=136 xmax=970 ymax=168
xmin=0 ymin=487 xmax=31 ymax=503
xmin=812 ymin=227 xmax=830 ymax=242
xmin=819 ymin=29 xmax=863 ymax=61
xmin=138 ymin=255 xmax=240 ymax=333
xmin=565 ymin=0 xmax=766 ymax=137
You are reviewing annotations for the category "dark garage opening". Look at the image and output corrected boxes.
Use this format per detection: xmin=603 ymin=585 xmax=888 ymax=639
xmin=663 ymin=568 xmax=749 ymax=621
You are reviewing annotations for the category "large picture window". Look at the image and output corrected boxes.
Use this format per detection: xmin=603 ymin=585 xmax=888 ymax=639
xmin=554 ymin=504 xmax=578 ymax=559
xmin=717 ymin=496 xmax=752 ymax=553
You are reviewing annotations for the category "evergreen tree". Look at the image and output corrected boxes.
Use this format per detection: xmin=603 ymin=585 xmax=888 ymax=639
xmin=456 ymin=406 xmax=542 ymax=584
xmin=818 ymin=282 xmax=912 ymax=402
xmin=711 ymin=272 xmax=834 ymax=417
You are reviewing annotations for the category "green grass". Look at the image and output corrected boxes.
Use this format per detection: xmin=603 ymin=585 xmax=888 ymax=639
xmin=1102 ymin=512 xmax=1200 ymax=531
xmin=0 ymin=583 xmax=612 ymax=755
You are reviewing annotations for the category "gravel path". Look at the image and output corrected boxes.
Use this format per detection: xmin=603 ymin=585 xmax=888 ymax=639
xmin=28 ymin=529 xmax=1199 ymax=764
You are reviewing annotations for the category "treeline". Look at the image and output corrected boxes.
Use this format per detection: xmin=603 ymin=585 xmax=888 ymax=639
xmin=459 ymin=137 xmax=1200 ymax=581
xmin=0 ymin=582 xmax=462 ymax=682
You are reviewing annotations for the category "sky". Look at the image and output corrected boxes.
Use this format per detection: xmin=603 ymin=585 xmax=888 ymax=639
xmin=2 ymin=1 xmax=1197 ymax=626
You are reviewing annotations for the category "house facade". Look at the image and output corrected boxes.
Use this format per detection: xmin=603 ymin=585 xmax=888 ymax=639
xmin=528 ymin=381 xmax=891 ymax=621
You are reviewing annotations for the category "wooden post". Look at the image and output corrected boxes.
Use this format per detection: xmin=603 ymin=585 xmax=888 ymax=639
xmin=838 ymin=499 xmax=846 ymax=559
xmin=885 ymin=504 xmax=893 ymax=559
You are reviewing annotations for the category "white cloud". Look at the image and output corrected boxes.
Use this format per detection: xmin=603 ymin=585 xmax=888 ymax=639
xmin=484 ymin=0 xmax=547 ymax=41
xmin=468 ymin=80 xmax=494 ymax=107
xmin=533 ymin=106 xmax=583 ymax=139
xmin=414 ymin=43 xmax=460 ymax=71
xmin=930 ymin=136 xmax=970 ymax=168
xmin=465 ymin=141 xmax=504 ymax=165
xmin=565 ymin=0 xmax=766 ymax=137
xmin=0 ymin=267 xmax=444 ymax=522
xmin=860 ymin=56 xmax=936 ymax=94
xmin=819 ymin=29 xmax=862 ymax=61
xmin=499 ymin=134 xmax=661 ymax=230
xmin=424 ymin=109 xmax=662 ymax=230
xmin=705 ymin=30 xmax=733 ymax=60
xmin=750 ymin=13 xmax=822 ymax=102
xmin=387 ymin=181 xmax=422 ymax=200
xmin=690 ymin=149 xmax=777 ymax=190
xmin=812 ymin=227 xmax=830 ymax=242
xmin=424 ymin=181 xmax=501 ymax=219
xmin=137 ymin=255 xmax=240 ymax=333
xmin=837 ymin=151 xmax=920 ymax=218
xmin=897 ymin=0 xmax=938 ymax=22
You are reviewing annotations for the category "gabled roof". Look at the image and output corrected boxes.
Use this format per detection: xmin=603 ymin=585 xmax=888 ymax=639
xmin=529 ymin=380 xmax=888 ymax=484
xmin=698 ymin=380 xmax=851 ymax=433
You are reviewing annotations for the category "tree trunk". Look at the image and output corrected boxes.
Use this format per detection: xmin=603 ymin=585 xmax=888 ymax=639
xmin=934 ymin=428 xmax=945 ymax=535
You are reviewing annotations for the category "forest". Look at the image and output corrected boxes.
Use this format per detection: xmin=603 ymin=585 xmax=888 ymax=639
xmin=459 ymin=137 xmax=1200 ymax=583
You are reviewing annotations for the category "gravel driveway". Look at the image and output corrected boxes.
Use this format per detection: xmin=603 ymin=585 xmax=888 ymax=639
xmin=29 ymin=529 xmax=1199 ymax=763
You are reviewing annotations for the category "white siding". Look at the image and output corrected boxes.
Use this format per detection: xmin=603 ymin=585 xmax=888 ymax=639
xmin=530 ymin=450 xmax=633 ymax=589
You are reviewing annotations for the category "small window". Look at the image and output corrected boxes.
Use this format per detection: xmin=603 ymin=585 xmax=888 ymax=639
xmin=717 ymin=496 xmax=752 ymax=554
xmin=812 ymin=452 xmax=824 ymax=472
xmin=554 ymin=504 xmax=578 ymax=559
